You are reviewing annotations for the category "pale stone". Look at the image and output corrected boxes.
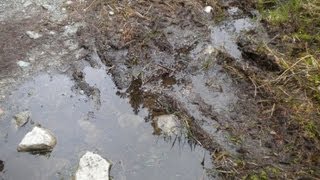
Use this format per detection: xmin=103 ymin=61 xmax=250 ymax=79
xmin=204 ymin=6 xmax=213 ymax=13
xmin=17 ymin=61 xmax=30 ymax=67
xmin=154 ymin=114 xmax=182 ymax=135
xmin=26 ymin=31 xmax=42 ymax=39
xmin=13 ymin=111 xmax=30 ymax=127
xmin=18 ymin=127 xmax=57 ymax=152
xmin=75 ymin=151 xmax=111 ymax=180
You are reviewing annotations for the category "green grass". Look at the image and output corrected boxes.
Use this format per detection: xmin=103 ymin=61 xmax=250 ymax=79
xmin=258 ymin=0 xmax=320 ymax=44
xmin=255 ymin=0 xmax=320 ymax=141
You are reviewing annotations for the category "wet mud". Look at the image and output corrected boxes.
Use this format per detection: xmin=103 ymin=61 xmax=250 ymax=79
xmin=1 ymin=0 xmax=319 ymax=179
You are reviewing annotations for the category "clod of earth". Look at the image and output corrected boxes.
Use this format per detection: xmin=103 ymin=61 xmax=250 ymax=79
xmin=75 ymin=151 xmax=111 ymax=180
xmin=154 ymin=114 xmax=183 ymax=136
xmin=17 ymin=127 xmax=57 ymax=153
xmin=13 ymin=111 xmax=31 ymax=127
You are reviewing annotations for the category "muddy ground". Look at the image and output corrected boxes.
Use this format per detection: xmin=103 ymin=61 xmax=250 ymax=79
xmin=0 ymin=0 xmax=319 ymax=179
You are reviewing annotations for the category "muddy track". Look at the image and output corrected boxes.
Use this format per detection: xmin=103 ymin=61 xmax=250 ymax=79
xmin=1 ymin=0 xmax=319 ymax=179
xmin=72 ymin=0 xmax=320 ymax=179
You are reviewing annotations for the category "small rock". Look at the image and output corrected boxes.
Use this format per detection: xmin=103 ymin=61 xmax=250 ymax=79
xmin=204 ymin=6 xmax=213 ymax=13
xmin=26 ymin=31 xmax=42 ymax=39
xmin=66 ymin=1 xmax=73 ymax=5
xmin=270 ymin=131 xmax=277 ymax=135
xmin=75 ymin=151 xmax=111 ymax=180
xmin=109 ymin=11 xmax=114 ymax=15
xmin=13 ymin=111 xmax=31 ymax=127
xmin=17 ymin=61 xmax=30 ymax=68
xmin=154 ymin=114 xmax=182 ymax=135
xmin=18 ymin=127 xmax=57 ymax=153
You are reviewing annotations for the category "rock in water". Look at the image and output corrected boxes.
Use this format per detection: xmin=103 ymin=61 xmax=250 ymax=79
xmin=154 ymin=114 xmax=182 ymax=135
xmin=18 ymin=127 xmax=57 ymax=152
xmin=75 ymin=152 xmax=111 ymax=180
xmin=13 ymin=111 xmax=31 ymax=127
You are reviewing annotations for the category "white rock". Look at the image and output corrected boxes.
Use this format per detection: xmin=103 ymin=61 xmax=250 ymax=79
xmin=26 ymin=31 xmax=42 ymax=39
xmin=75 ymin=152 xmax=111 ymax=180
xmin=66 ymin=1 xmax=73 ymax=5
xmin=154 ymin=114 xmax=182 ymax=135
xmin=109 ymin=11 xmax=114 ymax=15
xmin=204 ymin=6 xmax=213 ymax=13
xmin=17 ymin=61 xmax=30 ymax=68
xmin=18 ymin=127 xmax=57 ymax=152
xmin=13 ymin=111 xmax=31 ymax=127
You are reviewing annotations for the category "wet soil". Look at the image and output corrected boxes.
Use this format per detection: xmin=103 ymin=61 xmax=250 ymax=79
xmin=1 ymin=0 xmax=319 ymax=179
xmin=75 ymin=0 xmax=320 ymax=179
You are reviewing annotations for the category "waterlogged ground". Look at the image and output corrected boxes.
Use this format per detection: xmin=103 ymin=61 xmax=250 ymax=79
xmin=1 ymin=0 xmax=309 ymax=179
xmin=0 ymin=58 xmax=212 ymax=179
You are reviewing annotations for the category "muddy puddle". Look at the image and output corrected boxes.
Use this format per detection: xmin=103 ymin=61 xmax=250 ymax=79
xmin=0 ymin=56 xmax=212 ymax=179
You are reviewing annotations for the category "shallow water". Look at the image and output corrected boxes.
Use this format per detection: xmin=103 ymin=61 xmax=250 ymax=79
xmin=0 ymin=63 xmax=212 ymax=180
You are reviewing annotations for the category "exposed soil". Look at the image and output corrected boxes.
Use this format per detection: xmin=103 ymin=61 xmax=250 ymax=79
xmin=0 ymin=0 xmax=319 ymax=179
xmin=71 ymin=0 xmax=320 ymax=179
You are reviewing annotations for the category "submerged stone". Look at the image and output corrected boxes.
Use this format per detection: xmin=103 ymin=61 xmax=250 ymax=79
xmin=75 ymin=151 xmax=111 ymax=180
xmin=17 ymin=127 xmax=57 ymax=152
xmin=154 ymin=114 xmax=182 ymax=136
xmin=13 ymin=111 xmax=30 ymax=127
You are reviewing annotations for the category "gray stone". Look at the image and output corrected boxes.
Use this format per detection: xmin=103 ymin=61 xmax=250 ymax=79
xmin=13 ymin=111 xmax=30 ymax=127
xmin=75 ymin=151 xmax=111 ymax=180
xmin=18 ymin=127 xmax=57 ymax=152
xmin=26 ymin=31 xmax=42 ymax=39
xmin=154 ymin=114 xmax=182 ymax=135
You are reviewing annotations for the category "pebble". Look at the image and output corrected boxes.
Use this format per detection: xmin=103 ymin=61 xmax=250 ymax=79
xmin=26 ymin=31 xmax=42 ymax=39
xmin=204 ymin=6 xmax=213 ymax=13
xmin=17 ymin=61 xmax=30 ymax=68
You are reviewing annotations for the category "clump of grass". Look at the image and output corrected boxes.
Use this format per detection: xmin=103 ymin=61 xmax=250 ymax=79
xmin=258 ymin=0 xmax=320 ymax=44
xmin=255 ymin=0 xmax=320 ymax=141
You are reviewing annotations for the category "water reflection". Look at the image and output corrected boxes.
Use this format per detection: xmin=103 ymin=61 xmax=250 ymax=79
xmin=0 ymin=62 xmax=212 ymax=179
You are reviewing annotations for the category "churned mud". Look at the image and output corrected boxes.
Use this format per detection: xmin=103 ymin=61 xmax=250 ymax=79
xmin=0 ymin=0 xmax=319 ymax=179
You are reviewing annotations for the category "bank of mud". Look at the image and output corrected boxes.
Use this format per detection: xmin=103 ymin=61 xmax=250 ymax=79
xmin=71 ymin=0 xmax=320 ymax=179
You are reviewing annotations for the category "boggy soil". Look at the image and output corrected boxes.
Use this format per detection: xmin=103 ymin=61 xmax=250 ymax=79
xmin=70 ymin=0 xmax=320 ymax=179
